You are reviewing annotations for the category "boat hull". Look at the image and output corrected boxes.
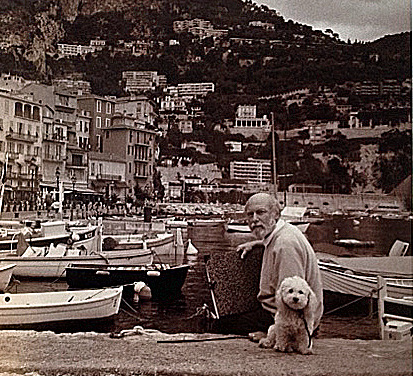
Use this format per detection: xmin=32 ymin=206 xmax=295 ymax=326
xmin=0 ymin=286 xmax=122 ymax=328
xmin=66 ymin=263 xmax=190 ymax=298
xmin=0 ymin=249 xmax=153 ymax=278
xmin=0 ymin=226 xmax=97 ymax=252
xmin=0 ymin=263 xmax=15 ymax=292
xmin=319 ymin=261 xmax=413 ymax=316
xmin=102 ymin=233 xmax=175 ymax=255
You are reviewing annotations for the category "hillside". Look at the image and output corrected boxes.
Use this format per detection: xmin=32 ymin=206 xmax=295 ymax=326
xmin=0 ymin=0 xmax=410 ymax=93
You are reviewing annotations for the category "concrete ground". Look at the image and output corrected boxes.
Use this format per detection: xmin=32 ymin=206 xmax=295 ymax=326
xmin=0 ymin=330 xmax=411 ymax=376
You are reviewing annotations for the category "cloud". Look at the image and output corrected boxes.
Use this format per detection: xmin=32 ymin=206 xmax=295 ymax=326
xmin=254 ymin=0 xmax=411 ymax=41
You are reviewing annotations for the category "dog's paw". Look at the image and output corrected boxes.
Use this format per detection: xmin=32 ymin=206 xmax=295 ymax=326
xmin=298 ymin=347 xmax=313 ymax=355
xmin=258 ymin=337 xmax=275 ymax=349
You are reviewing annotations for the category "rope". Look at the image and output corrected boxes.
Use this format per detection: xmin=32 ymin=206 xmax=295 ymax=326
xmin=156 ymin=335 xmax=249 ymax=343
xmin=323 ymin=288 xmax=377 ymax=316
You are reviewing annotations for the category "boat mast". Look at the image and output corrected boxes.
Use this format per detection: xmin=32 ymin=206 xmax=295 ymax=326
xmin=271 ymin=112 xmax=278 ymax=198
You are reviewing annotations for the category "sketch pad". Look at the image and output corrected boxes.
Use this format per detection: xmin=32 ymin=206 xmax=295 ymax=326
xmin=205 ymin=247 xmax=263 ymax=318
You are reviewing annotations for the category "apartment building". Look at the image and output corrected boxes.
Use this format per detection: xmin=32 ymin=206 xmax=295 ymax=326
xmin=57 ymin=43 xmax=95 ymax=57
xmin=0 ymin=91 xmax=43 ymax=204
xmin=104 ymin=113 xmax=156 ymax=194
xmin=121 ymin=71 xmax=167 ymax=93
xmin=77 ymin=95 xmax=116 ymax=153
xmin=173 ymin=19 xmax=228 ymax=39
xmin=115 ymin=95 xmax=158 ymax=128
xmin=230 ymin=158 xmax=272 ymax=184
xmin=164 ymin=82 xmax=215 ymax=99
xmin=88 ymin=152 xmax=127 ymax=201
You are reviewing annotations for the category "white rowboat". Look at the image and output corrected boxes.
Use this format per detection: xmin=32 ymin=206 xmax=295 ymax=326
xmin=0 ymin=286 xmax=122 ymax=327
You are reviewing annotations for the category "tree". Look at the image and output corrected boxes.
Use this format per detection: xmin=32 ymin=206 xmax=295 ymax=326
xmin=375 ymin=129 xmax=411 ymax=193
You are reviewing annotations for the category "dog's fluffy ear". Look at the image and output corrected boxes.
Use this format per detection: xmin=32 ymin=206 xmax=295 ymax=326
xmin=303 ymin=287 xmax=317 ymax=332
xmin=275 ymin=284 xmax=287 ymax=313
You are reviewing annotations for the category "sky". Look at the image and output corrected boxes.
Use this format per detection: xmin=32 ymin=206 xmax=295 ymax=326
xmin=254 ymin=0 xmax=412 ymax=42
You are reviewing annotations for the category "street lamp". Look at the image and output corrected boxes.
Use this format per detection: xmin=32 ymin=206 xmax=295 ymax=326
xmin=29 ymin=158 xmax=36 ymax=210
xmin=55 ymin=167 xmax=60 ymax=203
xmin=70 ymin=173 xmax=77 ymax=220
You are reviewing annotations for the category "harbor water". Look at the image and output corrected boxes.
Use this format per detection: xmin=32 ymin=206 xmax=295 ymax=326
xmin=8 ymin=215 xmax=411 ymax=340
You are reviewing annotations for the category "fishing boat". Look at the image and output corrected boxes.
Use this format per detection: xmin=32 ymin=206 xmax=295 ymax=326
xmin=0 ymin=286 xmax=122 ymax=329
xmin=0 ymin=220 xmax=98 ymax=254
xmin=0 ymin=263 xmax=15 ymax=292
xmin=318 ymin=255 xmax=413 ymax=315
xmin=102 ymin=232 xmax=175 ymax=255
xmin=0 ymin=228 xmax=155 ymax=278
xmin=65 ymin=263 xmax=190 ymax=298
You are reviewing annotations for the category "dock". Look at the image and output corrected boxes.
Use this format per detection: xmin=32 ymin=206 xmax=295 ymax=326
xmin=0 ymin=330 xmax=411 ymax=375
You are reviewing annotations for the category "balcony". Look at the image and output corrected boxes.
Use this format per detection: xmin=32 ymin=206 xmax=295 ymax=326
xmin=66 ymin=162 xmax=87 ymax=168
xmin=43 ymin=133 xmax=67 ymax=143
xmin=6 ymin=130 xmax=38 ymax=143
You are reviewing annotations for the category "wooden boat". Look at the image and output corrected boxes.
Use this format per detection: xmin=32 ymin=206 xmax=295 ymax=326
xmin=0 ymin=263 xmax=15 ymax=292
xmin=318 ymin=256 xmax=413 ymax=315
xmin=0 ymin=221 xmax=98 ymax=253
xmin=65 ymin=263 xmax=190 ymax=298
xmin=0 ymin=286 xmax=122 ymax=329
xmin=102 ymin=232 xmax=175 ymax=255
xmin=0 ymin=231 xmax=154 ymax=278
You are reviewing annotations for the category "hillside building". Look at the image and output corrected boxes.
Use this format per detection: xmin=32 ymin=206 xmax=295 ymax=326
xmin=230 ymin=158 xmax=272 ymax=184
xmin=121 ymin=71 xmax=167 ymax=93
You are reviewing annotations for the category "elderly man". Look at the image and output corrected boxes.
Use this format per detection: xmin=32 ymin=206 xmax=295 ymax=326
xmin=236 ymin=192 xmax=323 ymax=341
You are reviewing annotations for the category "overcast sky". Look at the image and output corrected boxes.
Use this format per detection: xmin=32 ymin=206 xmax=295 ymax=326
xmin=254 ymin=0 xmax=411 ymax=42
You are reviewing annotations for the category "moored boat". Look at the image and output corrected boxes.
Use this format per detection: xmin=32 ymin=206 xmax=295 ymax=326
xmin=102 ymin=232 xmax=175 ymax=255
xmin=0 ymin=286 xmax=123 ymax=329
xmin=318 ymin=255 xmax=413 ymax=315
xmin=0 ymin=220 xmax=98 ymax=254
xmin=0 ymin=263 xmax=15 ymax=292
xmin=333 ymin=239 xmax=375 ymax=248
xmin=65 ymin=263 xmax=190 ymax=298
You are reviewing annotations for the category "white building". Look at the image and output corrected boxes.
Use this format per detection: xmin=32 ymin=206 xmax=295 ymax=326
xmin=234 ymin=105 xmax=269 ymax=129
xmin=165 ymin=82 xmax=215 ymax=99
xmin=230 ymin=158 xmax=272 ymax=184
xmin=121 ymin=71 xmax=167 ymax=93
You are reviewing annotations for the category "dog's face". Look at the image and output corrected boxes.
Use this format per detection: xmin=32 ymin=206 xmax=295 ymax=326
xmin=278 ymin=276 xmax=312 ymax=311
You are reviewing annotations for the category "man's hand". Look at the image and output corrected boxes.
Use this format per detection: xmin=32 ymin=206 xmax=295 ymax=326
xmin=236 ymin=240 xmax=263 ymax=259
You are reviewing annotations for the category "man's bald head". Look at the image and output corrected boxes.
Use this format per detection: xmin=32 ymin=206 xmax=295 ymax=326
xmin=244 ymin=193 xmax=281 ymax=239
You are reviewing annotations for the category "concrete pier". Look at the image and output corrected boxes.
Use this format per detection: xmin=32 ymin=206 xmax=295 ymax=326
xmin=0 ymin=331 xmax=411 ymax=375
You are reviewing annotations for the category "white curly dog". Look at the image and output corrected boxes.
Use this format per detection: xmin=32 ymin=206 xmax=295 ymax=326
xmin=259 ymin=276 xmax=318 ymax=355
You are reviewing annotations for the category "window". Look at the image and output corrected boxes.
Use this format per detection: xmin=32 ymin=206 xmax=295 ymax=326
xmin=33 ymin=106 xmax=40 ymax=121
xmin=91 ymin=163 xmax=95 ymax=176
xmin=15 ymin=102 xmax=23 ymax=117
xmin=96 ymin=117 xmax=101 ymax=128
xmin=0 ymin=119 xmax=3 ymax=130
xmin=106 ymin=102 xmax=112 ymax=114
xmin=105 ymin=118 xmax=111 ymax=127
xmin=96 ymin=100 xmax=102 ymax=113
